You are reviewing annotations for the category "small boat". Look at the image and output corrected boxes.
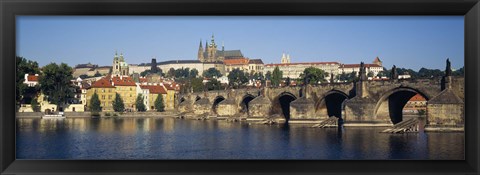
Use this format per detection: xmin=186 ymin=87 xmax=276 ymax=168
xmin=42 ymin=112 xmax=65 ymax=119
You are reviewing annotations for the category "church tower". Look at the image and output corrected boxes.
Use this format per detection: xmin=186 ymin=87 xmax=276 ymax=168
xmin=113 ymin=51 xmax=120 ymax=75
xmin=281 ymin=53 xmax=290 ymax=64
xmin=373 ymin=56 xmax=382 ymax=66
xmin=206 ymin=34 xmax=218 ymax=62
xmin=197 ymin=39 xmax=204 ymax=62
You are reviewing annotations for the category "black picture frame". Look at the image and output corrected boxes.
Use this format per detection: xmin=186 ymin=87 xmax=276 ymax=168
xmin=1 ymin=0 xmax=479 ymax=174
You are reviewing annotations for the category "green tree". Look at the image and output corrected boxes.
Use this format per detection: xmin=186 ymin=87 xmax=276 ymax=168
xmin=228 ymin=68 xmax=248 ymax=88
xmin=367 ymin=71 xmax=374 ymax=77
xmin=112 ymin=93 xmax=125 ymax=112
xmin=271 ymin=66 xmax=283 ymax=87
xmin=94 ymin=71 xmax=102 ymax=77
xmin=30 ymin=97 xmax=40 ymax=112
xmin=205 ymin=79 xmax=222 ymax=91
xmin=203 ymin=68 xmax=222 ymax=78
xmin=16 ymin=56 xmax=40 ymax=105
xmin=265 ymin=71 xmax=272 ymax=80
xmin=189 ymin=68 xmax=199 ymax=78
xmin=191 ymin=77 xmax=205 ymax=92
xmin=167 ymin=68 xmax=175 ymax=78
xmin=299 ymin=67 xmax=328 ymax=85
xmin=79 ymin=74 xmax=88 ymax=79
xmin=154 ymin=94 xmax=165 ymax=112
xmin=135 ymin=94 xmax=146 ymax=112
xmin=452 ymin=66 xmax=464 ymax=76
xmin=39 ymin=63 xmax=74 ymax=111
xmin=89 ymin=92 xmax=102 ymax=115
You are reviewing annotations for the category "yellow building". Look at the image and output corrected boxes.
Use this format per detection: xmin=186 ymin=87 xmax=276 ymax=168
xmin=86 ymin=77 xmax=116 ymax=111
xmin=140 ymin=84 xmax=168 ymax=111
xmin=163 ymin=83 xmax=179 ymax=110
xmin=112 ymin=76 xmax=137 ymax=111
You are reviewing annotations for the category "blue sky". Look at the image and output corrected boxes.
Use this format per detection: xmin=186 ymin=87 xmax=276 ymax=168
xmin=17 ymin=16 xmax=464 ymax=71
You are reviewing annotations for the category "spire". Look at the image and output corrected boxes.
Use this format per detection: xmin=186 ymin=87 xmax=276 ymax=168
xmin=205 ymin=40 xmax=209 ymax=50
xmin=222 ymin=41 xmax=224 ymax=51
xmin=199 ymin=39 xmax=203 ymax=48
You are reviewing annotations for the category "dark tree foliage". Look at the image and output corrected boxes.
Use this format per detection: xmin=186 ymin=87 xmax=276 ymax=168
xmin=167 ymin=68 xmax=175 ymax=78
xmin=190 ymin=69 xmax=199 ymax=78
xmin=418 ymin=68 xmax=443 ymax=78
xmin=135 ymin=94 xmax=146 ymax=112
xmin=452 ymin=66 xmax=464 ymax=76
xmin=154 ymin=94 xmax=165 ymax=112
xmin=94 ymin=71 xmax=102 ymax=77
xmin=190 ymin=77 xmax=205 ymax=92
xmin=299 ymin=67 xmax=328 ymax=85
xmin=79 ymin=74 xmax=88 ymax=79
xmin=89 ymin=92 xmax=102 ymax=114
xmin=205 ymin=79 xmax=222 ymax=91
xmin=112 ymin=93 xmax=125 ymax=112
xmin=203 ymin=68 xmax=222 ymax=79
xmin=336 ymin=71 xmax=358 ymax=83
xmin=271 ymin=66 xmax=283 ymax=87
xmin=39 ymin=63 xmax=75 ymax=111
xmin=228 ymin=68 xmax=249 ymax=88
xmin=285 ymin=77 xmax=291 ymax=86
xmin=140 ymin=68 xmax=164 ymax=77
xmin=265 ymin=71 xmax=272 ymax=80
xmin=16 ymin=56 xmax=40 ymax=105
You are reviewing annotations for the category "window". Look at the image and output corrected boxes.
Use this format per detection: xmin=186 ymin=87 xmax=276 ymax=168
xmin=108 ymin=95 xmax=112 ymax=99
xmin=102 ymin=89 xmax=105 ymax=93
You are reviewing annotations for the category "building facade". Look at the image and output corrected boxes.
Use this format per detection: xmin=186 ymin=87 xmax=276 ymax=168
xmin=86 ymin=77 xmax=116 ymax=111
xmin=111 ymin=76 xmax=137 ymax=111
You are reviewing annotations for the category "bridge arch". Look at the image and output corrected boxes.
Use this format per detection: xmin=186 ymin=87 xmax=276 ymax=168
xmin=212 ymin=96 xmax=226 ymax=115
xmin=195 ymin=96 xmax=201 ymax=102
xmin=316 ymin=90 xmax=349 ymax=119
xmin=272 ymin=92 xmax=297 ymax=122
xmin=179 ymin=97 xmax=186 ymax=103
xmin=375 ymin=87 xmax=429 ymax=124
xmin=239 ymin=94 xmax=256 ymax=115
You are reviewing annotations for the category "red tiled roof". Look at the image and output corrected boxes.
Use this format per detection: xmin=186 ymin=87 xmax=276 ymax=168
xmin=111 ymin=76 xmax=136 ymax=86
xmin=27 ymin=74 xmax=38 ymax=81
xmin=265 ymin=62 xmax=340 ymax=67
xmin=140 ymin=85 xmax=167 ymax=94
xmin=223 ymin=58 xmax=249 ymax=65
xmin=409 ymin=94 xmax=427 ymax=101
xmin=139 ymin=77 xmax=148 ymax=83
xmin=91 ymin=78 xmax=115 ymax=88
xmin=342 ymin=64 xmax=382 ymax=68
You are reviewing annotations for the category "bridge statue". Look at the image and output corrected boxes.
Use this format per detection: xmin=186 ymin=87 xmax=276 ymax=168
xmin=445 ymin=58 xmax=452 ymax=76
xmin=391 ymin=65 xmax=398 ymax=80
xmin=359 ymin=62 xmax=367 ymax=81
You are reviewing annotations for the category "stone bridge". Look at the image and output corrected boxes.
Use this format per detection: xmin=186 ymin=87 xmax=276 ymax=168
xmin=176 ymin=75 xmax=464 ymax=128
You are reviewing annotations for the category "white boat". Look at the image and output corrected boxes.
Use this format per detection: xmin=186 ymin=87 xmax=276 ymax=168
xmin=42 ymin=112 xmax=65 ymax=119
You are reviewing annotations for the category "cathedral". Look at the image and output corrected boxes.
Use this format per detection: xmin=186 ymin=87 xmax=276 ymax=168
xmin=197 ymin=34 xmax=244 ymax=63
xmin=112 ymin=51 xmax=129 ymax=76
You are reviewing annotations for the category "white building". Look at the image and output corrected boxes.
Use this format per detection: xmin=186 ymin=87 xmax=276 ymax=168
xmin=23 ymin=74 xmax=39 ymax=87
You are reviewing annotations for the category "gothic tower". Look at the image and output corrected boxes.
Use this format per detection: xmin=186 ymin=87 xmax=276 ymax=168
xmin=207 ymin=34 xmax=217 ymax=62
xmin=197 ymin=39 xmax=204 ymax=62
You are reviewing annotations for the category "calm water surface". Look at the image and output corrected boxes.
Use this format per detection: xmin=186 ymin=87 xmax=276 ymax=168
xmin=16 ymin=117 xmax=464 ymax=159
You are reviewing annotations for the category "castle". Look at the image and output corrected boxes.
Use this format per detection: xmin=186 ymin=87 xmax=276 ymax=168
xmin=197 ymin=34 xmax=244 ymax=63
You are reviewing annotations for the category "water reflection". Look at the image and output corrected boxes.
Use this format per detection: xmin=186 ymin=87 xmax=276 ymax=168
xmin=16 ymin=118 xmax=464 ymax=160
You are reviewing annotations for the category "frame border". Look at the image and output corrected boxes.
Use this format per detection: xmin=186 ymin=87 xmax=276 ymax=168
xmin=1 ymin=0 xmax=479 ymax=174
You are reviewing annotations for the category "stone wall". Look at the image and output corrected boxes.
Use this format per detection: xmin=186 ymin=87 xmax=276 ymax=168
xmin=427 ymin=104 xmax=464 ymax=126
xmin=290 ymin=97 xmax=317 ymax=120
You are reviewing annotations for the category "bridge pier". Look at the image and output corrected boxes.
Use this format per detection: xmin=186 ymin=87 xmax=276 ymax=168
xmin=425 ymin=89 xmax=464 ymax=131
xmin=344 ymin=96 xmax=391 ymax=126
xmin=247 ymin=95 xmax=272 ymax=120
xmin=289 ymin=97 xmax=318 ymax=122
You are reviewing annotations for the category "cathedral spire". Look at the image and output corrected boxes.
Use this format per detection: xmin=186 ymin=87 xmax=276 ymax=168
xmin=199 ymin=39 xmax=203 ymax=48
xmin=222 ymin=41 xmax=224 ymax=51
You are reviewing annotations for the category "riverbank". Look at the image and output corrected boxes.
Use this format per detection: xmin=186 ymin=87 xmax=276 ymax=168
xmin=16 ymin=111 xmax=178 ymax=118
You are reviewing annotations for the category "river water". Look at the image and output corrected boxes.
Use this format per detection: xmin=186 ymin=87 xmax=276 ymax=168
xmin=16 ymin=117 xmax=464 ymax=160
